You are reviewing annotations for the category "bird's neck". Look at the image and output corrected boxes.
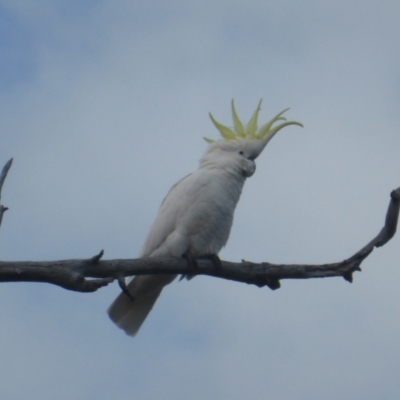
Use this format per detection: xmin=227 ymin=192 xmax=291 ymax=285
xmin=199 ymin=152 xmax=243 ymax=178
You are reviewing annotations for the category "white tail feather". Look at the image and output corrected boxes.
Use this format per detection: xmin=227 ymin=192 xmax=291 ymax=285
xmin=107 ymin=274 xmax=177 ymax=336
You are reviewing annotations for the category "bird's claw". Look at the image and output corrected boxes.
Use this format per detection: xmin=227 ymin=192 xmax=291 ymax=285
xmin=182 ymin=251 xmax=198 ymax=269
xmin=207 ymin=253 xmax=222 ymax=270
xmin=181 ymin=251 xmax=199 ymax=281
xmin=180 ymin=252 xmax=221 ymax=281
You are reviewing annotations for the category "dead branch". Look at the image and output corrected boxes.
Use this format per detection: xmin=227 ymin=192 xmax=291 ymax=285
xmin=0 ymin=158 xmax=398 ymax=293
xmin=0 ymin=158 xmax=12 ymax=228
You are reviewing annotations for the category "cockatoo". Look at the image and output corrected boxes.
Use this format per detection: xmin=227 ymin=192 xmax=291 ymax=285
xmin=108 ymin=100 xmax=303 ymax=336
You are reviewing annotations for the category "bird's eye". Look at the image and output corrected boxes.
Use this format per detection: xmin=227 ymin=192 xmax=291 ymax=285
xmin=239 ymin=151 xmax=244 ymax=155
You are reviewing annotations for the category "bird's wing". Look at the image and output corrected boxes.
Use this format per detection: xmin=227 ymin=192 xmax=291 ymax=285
xmin=139 ymin=171 xmax=208 ymax=257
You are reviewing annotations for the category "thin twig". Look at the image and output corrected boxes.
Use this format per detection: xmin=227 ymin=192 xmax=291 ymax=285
xmin=0 ymin=158 xmax=13 ymax=228
xmin=0 ymin=158 xmax=13 ymax=200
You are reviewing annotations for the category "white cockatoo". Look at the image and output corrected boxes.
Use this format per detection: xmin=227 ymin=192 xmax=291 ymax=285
xmin=108 ymin=100 xmax=303 ymax=336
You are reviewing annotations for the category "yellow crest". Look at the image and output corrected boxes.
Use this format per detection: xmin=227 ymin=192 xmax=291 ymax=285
xmin=205 ymin=100 xmax=303 ymax=143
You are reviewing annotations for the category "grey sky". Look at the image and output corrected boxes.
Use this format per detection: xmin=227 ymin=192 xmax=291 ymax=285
xmin=0 ymin=1 xmax=400 ymax=399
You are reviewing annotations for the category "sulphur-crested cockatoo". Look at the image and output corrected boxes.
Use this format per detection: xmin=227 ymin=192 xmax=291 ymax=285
xmin=108 ymin=100 xmax=303 ymax=336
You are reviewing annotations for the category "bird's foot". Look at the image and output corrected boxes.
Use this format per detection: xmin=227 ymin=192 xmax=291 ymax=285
xmin=197 ymin=253 xmax=222 ymax=270
xmin=180 ymin=252 xmax=221 ymax=280
xmin=207 ymin=253 xmax=222 ymax=270
xmin=180 ymin=251 xmax=198 ymax=281
xmin=182 ymin=251 xmax=199 ymax=269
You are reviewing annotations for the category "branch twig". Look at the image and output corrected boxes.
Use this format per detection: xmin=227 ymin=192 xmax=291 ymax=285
xmin=0 ymin=158 xmax=13 ymax=228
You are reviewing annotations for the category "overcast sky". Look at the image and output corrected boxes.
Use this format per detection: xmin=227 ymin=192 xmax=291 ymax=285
xmin=1 ymin=1 xmax=400 ymax=399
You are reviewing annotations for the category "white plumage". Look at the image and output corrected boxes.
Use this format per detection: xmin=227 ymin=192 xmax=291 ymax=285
xmin=107 ymin=100 xmax=302 ymax=336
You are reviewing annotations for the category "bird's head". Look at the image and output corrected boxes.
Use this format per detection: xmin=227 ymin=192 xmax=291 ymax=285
xmin=200 ymin=100 xmax=303 ymax=177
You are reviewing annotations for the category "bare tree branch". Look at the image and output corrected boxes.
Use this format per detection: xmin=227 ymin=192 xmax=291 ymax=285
xmin=0 ymin=158 xmax=13 ymax=228
xmin=0 ymin=186 xmax=398 ymax=292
